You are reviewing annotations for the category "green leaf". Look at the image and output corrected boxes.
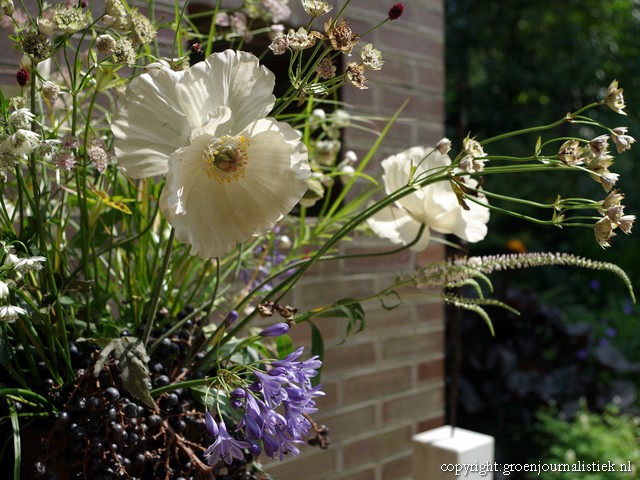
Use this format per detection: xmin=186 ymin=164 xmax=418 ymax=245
xmin=94 ymin=337 xmax=155 ymax=408
xmin=322 ymin=298 xmax=366 ymax=339
xmin=309 ymin=322 xmax=324 ymax=387
xmin=8 ymin=398 xmax=20 ymax=480
xmin=275 ymin=334 xmax=293 ymax=359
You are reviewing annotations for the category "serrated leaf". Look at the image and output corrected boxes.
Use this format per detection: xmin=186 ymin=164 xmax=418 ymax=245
xmin=94 ymin=337 xmax=155 ymax=408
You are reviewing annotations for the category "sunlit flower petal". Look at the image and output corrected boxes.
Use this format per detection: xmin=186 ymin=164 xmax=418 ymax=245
xmin=112 ymin=50 xmax=310 ymax=258
xmin=368 ymin=146 xmax=489 ymax=250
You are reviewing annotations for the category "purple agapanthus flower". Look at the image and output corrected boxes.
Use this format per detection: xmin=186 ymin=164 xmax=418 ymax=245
xmin=203 ymin=419 xmax=251 ymax=466
xmin=203 ymin=347 xmax=324 ymax=465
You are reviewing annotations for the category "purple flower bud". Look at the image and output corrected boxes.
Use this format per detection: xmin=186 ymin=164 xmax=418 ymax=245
xmin=248 ymin=442 xmax=262 ymax=456
xmin=224 ymin=310 xmax=238 ymax=327
xmin=205 ymin=411 xmax=218 ymax=437
xmin=231 ymin=398 xmax=243 ymax=409
xmin=259 ymin=322 xmax=290 ymax=337
xmin=230 ymin=388 xmax=246 ymax=399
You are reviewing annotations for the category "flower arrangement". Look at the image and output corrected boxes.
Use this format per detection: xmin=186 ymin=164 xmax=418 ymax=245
xmin=0 ymin=0 xmax=635 ymax=479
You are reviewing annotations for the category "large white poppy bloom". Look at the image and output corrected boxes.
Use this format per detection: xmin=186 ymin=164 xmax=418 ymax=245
xmin=367 ymin=146 xmax=489 ymax=250
xmin=112 ymin=50 xmax=310 ymax=258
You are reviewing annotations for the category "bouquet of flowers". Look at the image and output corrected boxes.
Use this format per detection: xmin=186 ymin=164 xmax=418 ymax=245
xmin=0 ymin=0 xmax=635 ymax=478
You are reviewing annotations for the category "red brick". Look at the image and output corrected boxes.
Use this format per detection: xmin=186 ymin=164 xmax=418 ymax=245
xmin=417 ymin=358 xmax=445 ymax=383
xmin=293 ymin=276 xmax=377 ymax=308
xmin=322 ymin=341 xmax=377 ymax=374
xmin=359 ymin=305 xmax=418 ymax=335
xmin=343 ymin=366 xmax=412 ymax=403
xmin=343 ymin=425 xmax=413 ymax=470
xmin=381 ymin=330 xmax=444 ymax=361
xmin=417 ymin=301 xmax=446 ymax=326
xmin=382 ymin=386 xmax=444 ymax=424
xmin=264 ymin=449 xmax=338 ymax=480
xmin=316 ymin=404 xmax=377 ymax=438
xmin=333 ymin=467 xmax=377 ymax=480
xmin=416 ymin=416 xmax=446 ymax=434
xmin=315 ymin=380 xmax=340 ymax=410
xmin=382 ymin=453 xmax=413 ymax=480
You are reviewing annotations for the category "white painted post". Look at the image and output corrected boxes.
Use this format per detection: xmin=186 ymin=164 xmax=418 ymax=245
xmin=412 ymin=425 xmax=495 ymax=480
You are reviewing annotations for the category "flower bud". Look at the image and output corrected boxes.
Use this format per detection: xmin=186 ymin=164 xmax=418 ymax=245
xmin=2 ymin=0 xmax=14 ymax=17
xmin=258 ymin=322 xmax=290 ymax=337
xmin=204 ymin=411 xmax=218 ymax=437
xmin=436 ymin=137 xmax=452 ymax=155
xmin=16 ymin=68 xmax=29 ymax=87
xmin=388 ymin=3 xmax=404 ymax=21
xmin=96 ymin=34 xmax=116 ymax=56
xmin=224 ymin=310 xmax=238 ymax=327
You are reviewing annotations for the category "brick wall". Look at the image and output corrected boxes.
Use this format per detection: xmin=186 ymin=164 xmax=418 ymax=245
xmin=265 ymin=1 xmax=446 ymax=479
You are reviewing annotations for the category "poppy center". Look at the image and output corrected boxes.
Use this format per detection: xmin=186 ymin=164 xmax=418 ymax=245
xmin=204 ymin=135 xmax=249 ymax=184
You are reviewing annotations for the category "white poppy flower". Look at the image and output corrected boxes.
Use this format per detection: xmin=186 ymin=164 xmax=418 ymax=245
xmin=367 ymin=146 xmax=490 ymax=250
xmin=112 ymin=50 xmax=310 ymax=258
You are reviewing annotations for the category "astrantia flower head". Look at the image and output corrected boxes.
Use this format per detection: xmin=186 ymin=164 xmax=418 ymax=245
xmin=367 ymin=146 xmax=490 ymax=250
xmin=345 ymin=62 xmax=368 ymax=90
xmin=303 ymin=0 xmax=333 ymax=17
xmin=52 ymin=5 xmax=90 ymax=34
xmin=268 ymin=32 xmax=289 ymax=55
xmin=96 ymin=34 xmax=117 ymax=56
xmin=8 ymin=108 xmax=35 ymax=131
xmin=112 ymin=50 xmax=310 ymax=258
xmin=325 ymin=18 xmax=359 ymax=54
xmin=360 ymin=43 xmax=384 ymax=70
xmin=130 ymin=9 xmax=156 ymax=46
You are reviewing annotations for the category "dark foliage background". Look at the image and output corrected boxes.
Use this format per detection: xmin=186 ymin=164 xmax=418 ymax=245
xmin=445 ymin=0 xmax=640 ymax=475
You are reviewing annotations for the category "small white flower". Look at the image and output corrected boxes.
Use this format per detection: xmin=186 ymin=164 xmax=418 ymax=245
xmin=611 ymin=127 xmax=635 ymax=153
xmin=3 ymin=253 xmax=19 ymax=267
xmin=303 ymin=0 xmax=333 ymax=17
xmin=268 ymin=32 xmax=289 ymax=55
xmin=0 ymin=280 xmax=9 ymax=299
xmin=360 ymin=43 xmax=384 ymax=70
xmin=343 ymin=150 xmax=358 ymax=164
xmin=8 ymin=108 xmax=35 ymax=131
xmin=367 ymin=146 xmax=490 ymax=250
xmin=436 ymin=138 xmax=451 ymax=155
xmin=3 ymin=129 xmax=40 ymax=156
xmin=11 ymin=255 xmax=46 ymax=272
xmin=0 ymin=305 xmax=26 ymax=322
xmin=112 ymin=50 xmax=310 ymax=258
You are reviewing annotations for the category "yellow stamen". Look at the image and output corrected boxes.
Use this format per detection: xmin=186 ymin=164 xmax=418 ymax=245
xmin=204 ymin=135 xmax=250 ymax=184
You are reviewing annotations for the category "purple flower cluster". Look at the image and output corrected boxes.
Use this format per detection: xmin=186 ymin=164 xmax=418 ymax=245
xmin=203 ymin=347 xmax=323 ymax=466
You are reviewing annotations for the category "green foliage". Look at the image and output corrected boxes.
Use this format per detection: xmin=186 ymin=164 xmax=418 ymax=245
xmin=536 ymin=403 xmax=640 ymax=479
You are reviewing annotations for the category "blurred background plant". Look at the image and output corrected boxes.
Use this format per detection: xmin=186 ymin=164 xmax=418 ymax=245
xmin=446 ymin=0 xmax=640 ymax=475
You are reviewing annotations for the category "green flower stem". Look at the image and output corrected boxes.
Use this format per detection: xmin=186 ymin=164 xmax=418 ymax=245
xmin=479 ymin=102 xmax=602 ymax=147
xmin=316 ymin=99 xmax=408 ymax=232
xmin=225 ymin=171 xmax=452 ymax=343
xmin=150 ymin=377 xmax=212 ymax=397
xmin=141 ymin=226 xmax=176 ymax=348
